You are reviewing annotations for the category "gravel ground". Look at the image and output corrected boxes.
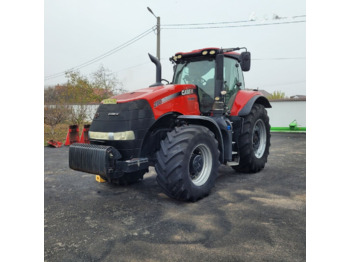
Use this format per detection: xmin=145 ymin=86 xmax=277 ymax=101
xmin=44 ymin=133 xmax=306 ymax=262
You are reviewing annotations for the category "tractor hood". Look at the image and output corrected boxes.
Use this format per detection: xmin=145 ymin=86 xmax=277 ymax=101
xmin=108 ymin=85 xmax=170 ymax=103
xmin=104 ymin=84 xmax=200 ymax=119
xmin=106 ymin=84 xmax=194 ymax=104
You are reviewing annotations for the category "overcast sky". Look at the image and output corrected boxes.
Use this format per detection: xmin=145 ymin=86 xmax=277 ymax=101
xmin=44 ymin=0 xmax=306 ymax=97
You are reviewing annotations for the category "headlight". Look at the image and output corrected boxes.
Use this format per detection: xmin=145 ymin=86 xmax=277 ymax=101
xmin=89 ymin=131 xmax=135 ymax=141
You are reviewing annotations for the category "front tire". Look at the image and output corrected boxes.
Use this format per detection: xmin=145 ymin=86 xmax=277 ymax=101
xmin=155 ymin=125 xmax=220 ymax=201
xmin=234 ymin=103 xmax=271 ymax=173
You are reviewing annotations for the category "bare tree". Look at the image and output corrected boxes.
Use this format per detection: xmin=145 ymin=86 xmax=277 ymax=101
xmin=44 ymin=106 xmax=70 ymax=139
xmin=91 ymin=65 xmax=127 ymax=95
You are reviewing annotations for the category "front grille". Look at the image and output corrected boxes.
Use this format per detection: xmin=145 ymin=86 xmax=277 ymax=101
xmin=89 ymin=99 xmax=155 ymax=160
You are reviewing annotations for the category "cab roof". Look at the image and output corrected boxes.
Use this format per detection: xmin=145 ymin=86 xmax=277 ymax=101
xmin=170 ymin=47 xmax=241 ymax=63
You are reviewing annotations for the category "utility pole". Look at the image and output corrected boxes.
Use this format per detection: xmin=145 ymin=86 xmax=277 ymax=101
xmin=156 ymin=16 xmax=160 ymax=60
xmin=147 ymin=7 xmax=160 ymax=60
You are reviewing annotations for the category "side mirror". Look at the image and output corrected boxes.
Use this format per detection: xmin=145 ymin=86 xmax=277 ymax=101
xmin=240 ymin=52 xmax=251 ymax=72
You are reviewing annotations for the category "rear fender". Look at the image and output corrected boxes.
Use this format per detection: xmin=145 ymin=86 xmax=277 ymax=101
xmin=177 ymin=115 xmax=225 ymax=163
xmin=230 ymin=90 xmax=271 ymax=116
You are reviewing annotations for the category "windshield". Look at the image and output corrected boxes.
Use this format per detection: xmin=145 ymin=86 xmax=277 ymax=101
xmin=173 ymin=59 xmax=215 ymax=99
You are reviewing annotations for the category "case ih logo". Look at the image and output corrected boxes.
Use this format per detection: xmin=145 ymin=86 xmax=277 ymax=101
xmin=154 ymin=89 xmax=195 ymax=108
xmin=181 ymin=89 xmax=194 ymax=95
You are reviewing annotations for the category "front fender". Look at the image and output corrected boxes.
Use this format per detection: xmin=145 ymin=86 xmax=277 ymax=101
xmin=230 ymin=90 xmax=271 ymax=116
xmin=177 ymin=115 xmax=225 ymax=163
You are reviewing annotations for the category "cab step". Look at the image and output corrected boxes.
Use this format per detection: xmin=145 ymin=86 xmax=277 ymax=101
xmin=226 ymin=161 xmax=239 ymax=166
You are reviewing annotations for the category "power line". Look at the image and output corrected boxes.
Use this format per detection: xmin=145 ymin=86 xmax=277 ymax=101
xmin=162 ymin=20 xmax=305 ymax=30
xmin=253 ymin=57 xmax=305 ymax=61
xmin=45 ymin=14 xmax=306 ymax=81
xmin=163 ymin=19 xmax=252 ymax=27
xmin=114 ymin=61 xmax=150 ymax=73
xmin=111 ymin=57 xmax=304 ymax=76
xmin=114 ymin=58 xmax=168 ymax=73
xmin=45 ymin=27 xmax=154 ymax=80
xmin=163 ymin=15 xmax=305 ymax=27
xmin=45 ymin=26 xmax=155 ymax=81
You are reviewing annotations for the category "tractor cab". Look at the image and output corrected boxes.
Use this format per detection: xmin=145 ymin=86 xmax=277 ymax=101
xmin=170 ymin=47 xmax=250 ymax=115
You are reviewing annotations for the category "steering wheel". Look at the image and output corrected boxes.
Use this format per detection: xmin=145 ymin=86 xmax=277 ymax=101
xmin=183 ymin=75 xmax=206 ymax=86
xmin=199 ymin=78 xmax=207 ymax=85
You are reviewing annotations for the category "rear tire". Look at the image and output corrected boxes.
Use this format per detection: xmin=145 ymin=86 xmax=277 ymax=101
xmin=234 ymin=103 xmax=271 ymax=173
xmin=155 ymin=125 xmax=220 ymax=201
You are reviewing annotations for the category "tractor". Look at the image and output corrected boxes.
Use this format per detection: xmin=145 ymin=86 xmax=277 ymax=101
xmin=69 ymin=47 xmax=271 ymax=201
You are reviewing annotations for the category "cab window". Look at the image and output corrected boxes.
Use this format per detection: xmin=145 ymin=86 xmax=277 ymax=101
xmin=173 ymin=59 xmax=216 ymax=113
xmin=223 ymin=57 xmax=245 ymax=109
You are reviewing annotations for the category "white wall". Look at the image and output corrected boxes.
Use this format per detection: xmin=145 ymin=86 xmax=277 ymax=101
xmin=268 ymin=100 xmax=306 ymax=128
xmin=72 ymin=105 xmax=99 ymax=122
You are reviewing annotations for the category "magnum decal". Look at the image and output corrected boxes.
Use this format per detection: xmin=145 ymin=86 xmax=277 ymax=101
xmin=154 ymin=89 xmax=196 ymax=108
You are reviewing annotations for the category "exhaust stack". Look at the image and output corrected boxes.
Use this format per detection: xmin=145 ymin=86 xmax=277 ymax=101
xmin=148 ymin=53 xmax=163 ymax=87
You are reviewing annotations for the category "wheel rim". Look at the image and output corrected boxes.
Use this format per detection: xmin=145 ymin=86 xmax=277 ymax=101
xmin=252 ymin=119 xmax=267 ymax=158
xmin=189 ymin=144 xmax=212 ymax=186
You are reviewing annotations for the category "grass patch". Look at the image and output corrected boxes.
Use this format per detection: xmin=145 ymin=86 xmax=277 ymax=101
xmin=270 ymin=127 xmax=306 ymax=133
xmin=44 ymin=123 xmax=69 ymax=146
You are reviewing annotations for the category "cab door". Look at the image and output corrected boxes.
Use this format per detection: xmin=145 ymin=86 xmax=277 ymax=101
xmin=223 ymin=57 xmax=245 ymax=110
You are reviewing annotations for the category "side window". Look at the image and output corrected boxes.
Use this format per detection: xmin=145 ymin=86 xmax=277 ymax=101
xmin=224 ymin=57 xmax=244 ymax=108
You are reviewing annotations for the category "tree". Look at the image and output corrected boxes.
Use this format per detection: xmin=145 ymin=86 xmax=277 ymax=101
xmin=91 ymin=65 xmax=127 ymax=95
xmin=44 ymin=105 xmax=70 ymax=140
xmin=267 ymin=90 xmax=287 ymax=100
xmin=44 ymin=66 xmax=126 ymax=128
xmin=44 ymin=86 xmax=58 ymax=104
xmin=63 ymin=70 xmax=99 ymax=126
xmin=44 ymin=85 xmax=71 ymax=142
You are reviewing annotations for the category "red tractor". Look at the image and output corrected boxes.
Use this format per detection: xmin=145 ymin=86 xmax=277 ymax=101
xmin=69 ymin=47 xmax=271 ymax=201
